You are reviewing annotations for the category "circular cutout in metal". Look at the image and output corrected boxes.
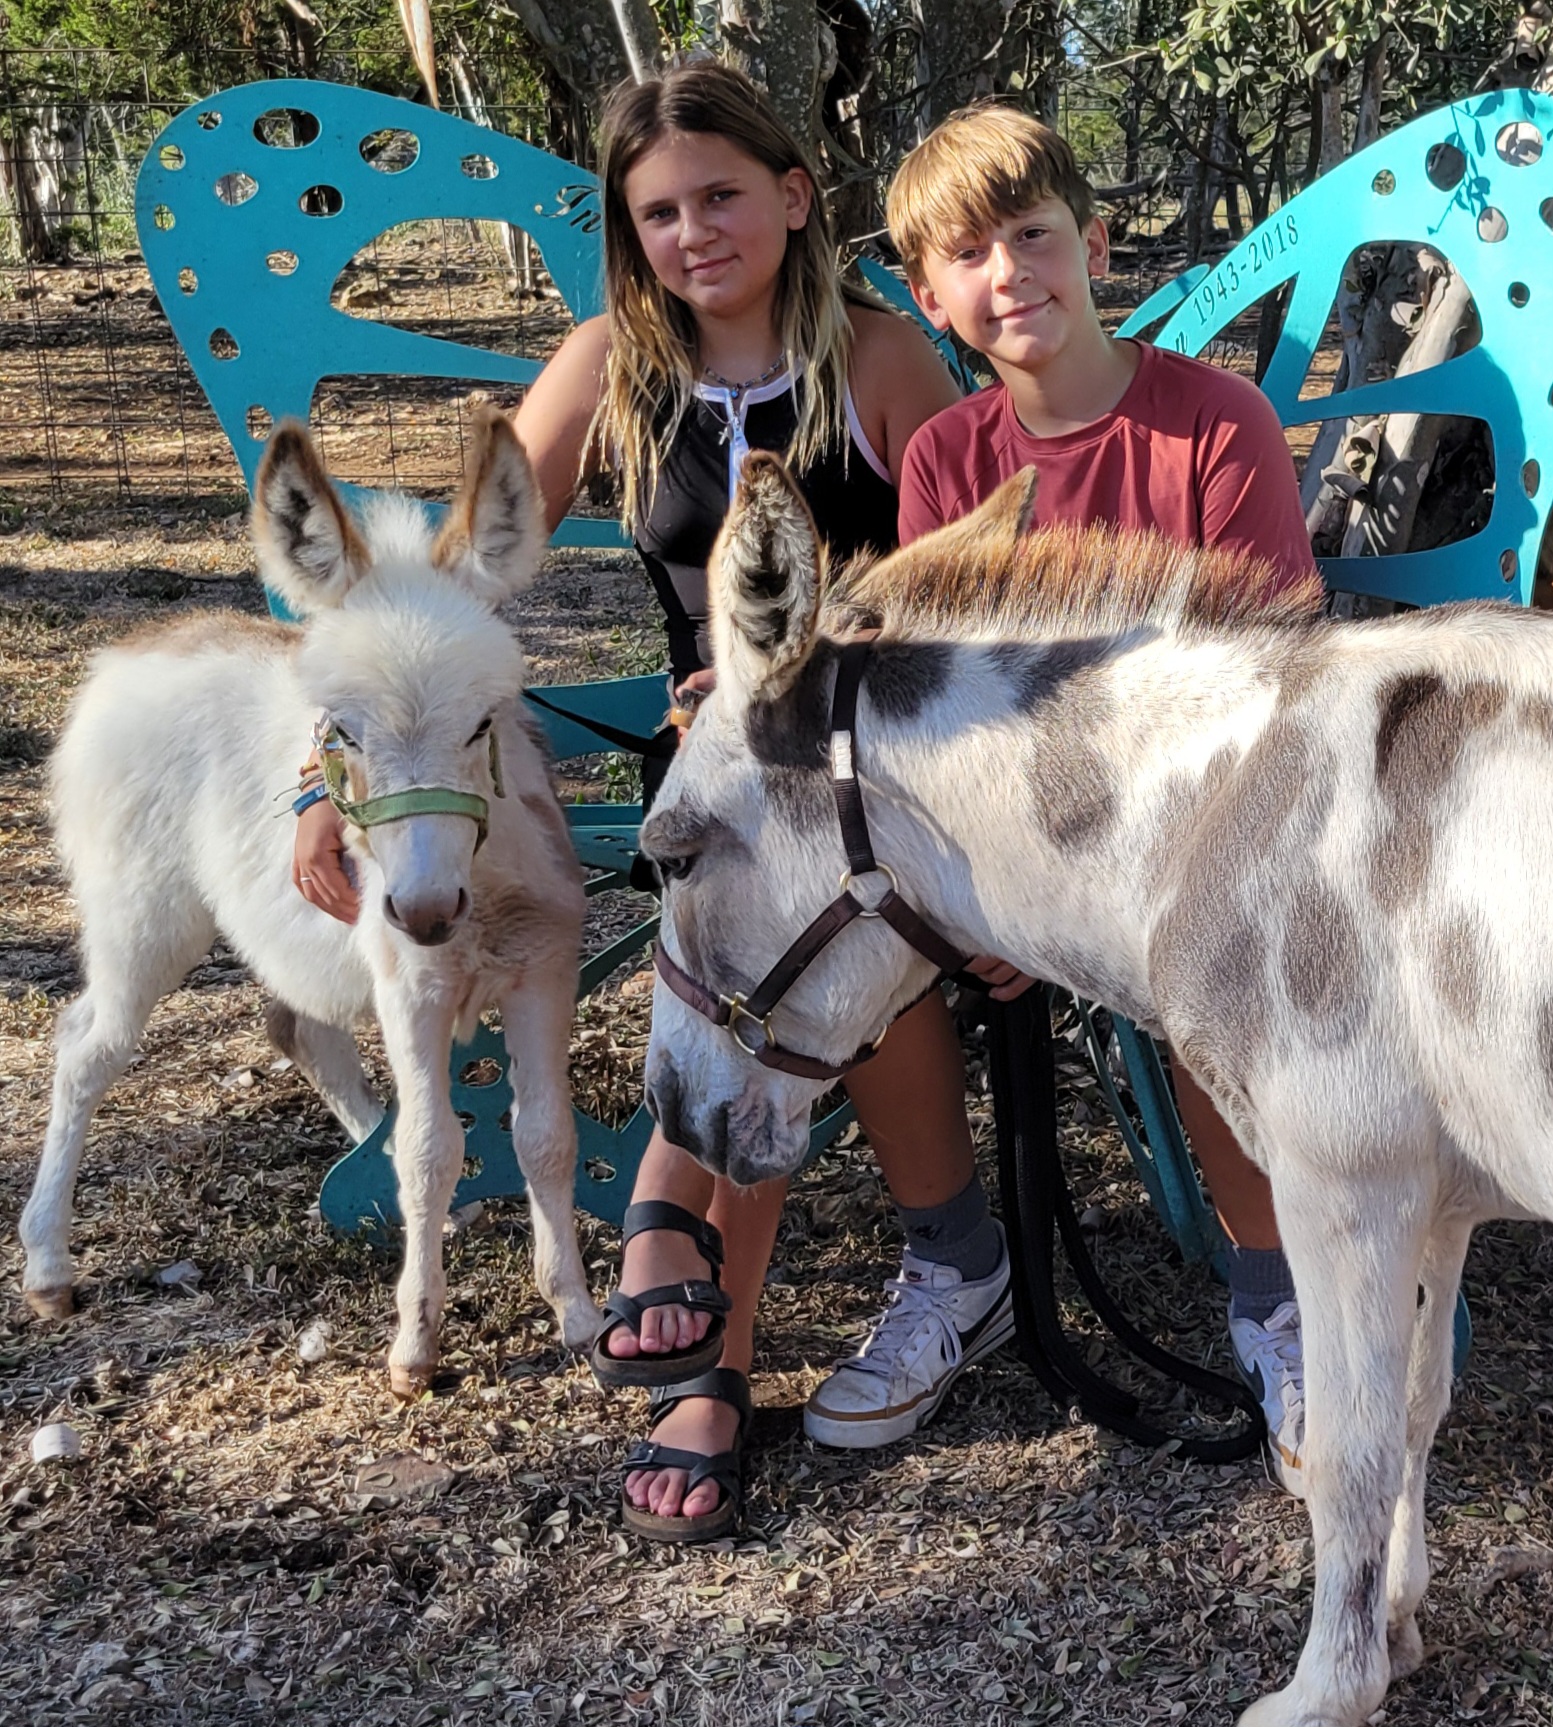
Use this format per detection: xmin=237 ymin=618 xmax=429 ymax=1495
xmin=1425 ymin=140 xmax=1466 ymax=192
xmin=214 ymin=171 xmax=258 ymax=207
xmin=360 ymin=129 xmax=420 ymax=173
xmin=253 ymin=108 xmax=320 ymax=149
xmin=1496 ymin=121 xmax=1543 ymax=167
xmin=299 ymin=184 xmax=343 ymax=217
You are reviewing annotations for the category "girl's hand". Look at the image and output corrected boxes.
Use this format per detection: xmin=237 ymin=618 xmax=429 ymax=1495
xmin=293 ymin=799 xmax=360 ymax=924
xmin=966 ymin=954 xmax=1038 ymax=1002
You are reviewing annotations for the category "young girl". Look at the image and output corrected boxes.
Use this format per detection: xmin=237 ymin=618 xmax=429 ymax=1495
xmin=294 ymin=59 xmax=991 ymax=1540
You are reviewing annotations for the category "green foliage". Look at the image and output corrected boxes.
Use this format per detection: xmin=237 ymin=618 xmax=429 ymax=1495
xmin=1161 ymin=0 xmax=1517 ymax=120
xmin=1 ymin=0 xmax=549 ymax=112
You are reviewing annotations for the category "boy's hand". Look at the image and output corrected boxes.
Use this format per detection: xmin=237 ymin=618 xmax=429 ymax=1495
xmin=293 ymin=799 xmax=360 ymax=924
xmin=670 ymin=667 xmax=717 ymax=737
xmin=966 ymin=954 xmax=1038 ymax=1002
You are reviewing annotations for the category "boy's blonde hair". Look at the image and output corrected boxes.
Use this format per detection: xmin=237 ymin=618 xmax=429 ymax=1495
xmin=887 ymin=105 xmax=1096 ymax=282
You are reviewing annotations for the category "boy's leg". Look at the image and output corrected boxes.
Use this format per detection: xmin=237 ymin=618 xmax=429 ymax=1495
xmin=605 ymin=1124 xmax=785 ymax=1520
xmin=805 ymin=991 xmax=1014 ymax=1447
xmin=1172 ymin=1059 xmax=1305 ymax=1496
xmin=1173 ymin=1061 xmax=1280 ymax=1248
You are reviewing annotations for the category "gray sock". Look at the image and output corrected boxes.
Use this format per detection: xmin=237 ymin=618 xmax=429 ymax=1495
xmin=1227 ymin=1244 xmax=1297 ymax=1325
xmin=894 ymin=1172 xmax=1003 ymax=1282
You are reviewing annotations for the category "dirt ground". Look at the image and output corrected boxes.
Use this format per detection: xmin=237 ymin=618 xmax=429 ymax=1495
xmin=4 ymin=490 xmax=1553 ymax=1727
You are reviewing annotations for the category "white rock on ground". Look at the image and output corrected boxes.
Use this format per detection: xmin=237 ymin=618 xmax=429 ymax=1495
xmin=32 ymin=1422 xmax=83 ymax=1464
xmin=296 ymin=1320 xmax=334 ymax=1364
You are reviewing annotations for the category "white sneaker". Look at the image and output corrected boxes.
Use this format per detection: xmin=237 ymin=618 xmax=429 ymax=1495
xmin=1229 ymin=1299 xmax=1307 ymax=1500
xmin=803 ymin=1225 xmax=1016 ymax=1448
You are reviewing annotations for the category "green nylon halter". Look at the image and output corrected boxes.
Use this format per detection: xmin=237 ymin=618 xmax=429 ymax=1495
xmin=320 ymin=724 xmax=502 ymax=849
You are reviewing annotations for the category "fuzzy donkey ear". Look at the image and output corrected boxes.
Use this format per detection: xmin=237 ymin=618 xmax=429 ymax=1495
xmin=252 ymin=420 xmax=369 ymax=615
xmin=431 ymin=407 xmax=546 ymax=604
xmin=709 ymin=452 xmax=825 ymax=702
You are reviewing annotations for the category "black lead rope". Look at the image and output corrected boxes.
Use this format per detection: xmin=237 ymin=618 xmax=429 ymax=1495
xmin=987 ymin=990 xmax=1267 ymax=1463
xmin=523 ymin=688 xmax=678 ymax=761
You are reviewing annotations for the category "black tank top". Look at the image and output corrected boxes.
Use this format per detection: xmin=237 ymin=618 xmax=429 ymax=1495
xmin=634 ymin=369 xmax=900 ymax=681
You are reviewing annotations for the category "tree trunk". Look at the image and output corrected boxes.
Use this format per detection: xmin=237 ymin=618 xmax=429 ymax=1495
xmin=607 ymin=0 xmax=659 ymax=82
xmin=503 ymin=0 xmax=664 ymax=150
xmin=449 ymin=41 xmax=525 ymax=289
xmin=1354 ymin=33 xmax=1389 ymax=152
xmin=1300 ymin=244 xmax=1414 ymax=546
xmin=908 ymin=0 xmax=1063 ymax=131
xmin=0 ymin=105 xmax=84 ymax=264
xmin=718 ymin=0 xmax=826 ymax=140
xmin=0 ymin=119 xmax=50 ymax=262
xmin=1313 ymin=54 xmax=1347 ymax=180
xmin=1337 ymin=250 xmax=1476 ymax=559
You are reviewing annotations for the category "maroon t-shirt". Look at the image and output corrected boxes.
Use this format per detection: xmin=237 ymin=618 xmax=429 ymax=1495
xmin=898 ymin=340 xmax=1316 ymax=586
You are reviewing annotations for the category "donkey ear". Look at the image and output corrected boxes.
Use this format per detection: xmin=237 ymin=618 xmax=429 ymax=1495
xmin=970 ymin=464 xmax=1039 ymax=543
xmin=252 ymin=421 xmax=369 ymax=614
xmin=431 ymin=407 xmax=546 ymax=604
xmin=709 ymin=452 xmax=824 ymax=701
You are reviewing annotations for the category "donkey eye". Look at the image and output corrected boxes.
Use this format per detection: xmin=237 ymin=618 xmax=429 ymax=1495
xmin=467 ymin=716 xmax=493 ymax=745
xmin=332 ymin=722 xmax=358 ymax=749
xmin=657 ymin=853 xmax=696 ymax=882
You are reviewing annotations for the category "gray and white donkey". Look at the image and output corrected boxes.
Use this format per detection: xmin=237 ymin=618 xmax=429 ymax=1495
xmin=643 ymin=451 xmax=1553 ymax=1727
xmin=21 ymin=410 xmax=599 ymax=1396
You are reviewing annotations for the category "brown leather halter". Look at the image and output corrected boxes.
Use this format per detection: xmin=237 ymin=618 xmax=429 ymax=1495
xmin=653 ymin=640 xmax=968 ymax=1081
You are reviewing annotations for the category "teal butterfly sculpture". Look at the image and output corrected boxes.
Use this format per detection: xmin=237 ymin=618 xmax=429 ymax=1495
xmin=1119 ymin=86 xmax=1552 ymax=607
xmin=136 ymin=79 xmax=855 ymax=1231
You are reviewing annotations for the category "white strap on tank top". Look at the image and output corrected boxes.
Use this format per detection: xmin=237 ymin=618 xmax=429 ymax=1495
xmin=694 ymin=362 xmax=891 ymax=499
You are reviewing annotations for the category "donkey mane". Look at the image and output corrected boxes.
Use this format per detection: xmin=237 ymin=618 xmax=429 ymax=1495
xmin=827 ymin=469 xmax=1326 ymax=643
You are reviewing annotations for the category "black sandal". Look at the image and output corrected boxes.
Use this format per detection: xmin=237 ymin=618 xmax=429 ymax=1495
xmin=620 ymin=1367 xmax=752 ymax=1544
xmin=590 ymin=1201 xmax=733 ymax=1388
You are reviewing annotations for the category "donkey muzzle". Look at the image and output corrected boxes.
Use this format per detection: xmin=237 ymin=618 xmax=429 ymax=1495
xmin=383 ymin=886 xmax=471 ymax=947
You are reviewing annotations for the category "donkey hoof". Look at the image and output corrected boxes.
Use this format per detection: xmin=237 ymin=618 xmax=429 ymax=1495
xmin=24 ymin=1285 xmax=77 ymax=1321
xmin=389 ymin=1360 xmax=436 ymax=1401
xmin=1388 ymin=1615 xmax=1424 ymax=1680
xmin=559 ymin=1301 xmax=603 ymax=1351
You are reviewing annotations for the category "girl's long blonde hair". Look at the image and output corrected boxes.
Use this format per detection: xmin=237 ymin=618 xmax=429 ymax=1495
xmin=594 ymin=60 xmax=858 ymax=535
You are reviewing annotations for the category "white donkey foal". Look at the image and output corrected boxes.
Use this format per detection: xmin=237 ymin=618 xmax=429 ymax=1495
xmin=643 ymin=452 xmax=1553 ymax=1727
xmin=21 ymin=411 xmax=598 ymax=1395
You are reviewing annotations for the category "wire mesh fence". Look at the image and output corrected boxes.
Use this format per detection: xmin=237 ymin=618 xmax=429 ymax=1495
xmin=1 ymin=41 xmax=1188 ymax=509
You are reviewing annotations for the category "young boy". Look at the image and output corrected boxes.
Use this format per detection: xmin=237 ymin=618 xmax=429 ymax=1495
xmin=807 ymin=105 xmax=1315 ymax=1496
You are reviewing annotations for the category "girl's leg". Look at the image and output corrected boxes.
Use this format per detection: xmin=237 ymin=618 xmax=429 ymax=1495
xmin=603 ymin=1126 xmax=717 ymax=1361
xmin=620 ymin=1153 xmax=786 ymax=1519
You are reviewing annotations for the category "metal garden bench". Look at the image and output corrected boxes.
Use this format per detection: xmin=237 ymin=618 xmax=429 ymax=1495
xmin=135 ymin=82 xmax=1544 ymax=1392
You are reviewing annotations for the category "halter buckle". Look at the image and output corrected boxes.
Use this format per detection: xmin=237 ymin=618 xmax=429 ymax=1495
xmin=725 ymin=995 xmax=776 ymax=1057
xmin=838 ymin=861 xmax=899 ymax=917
